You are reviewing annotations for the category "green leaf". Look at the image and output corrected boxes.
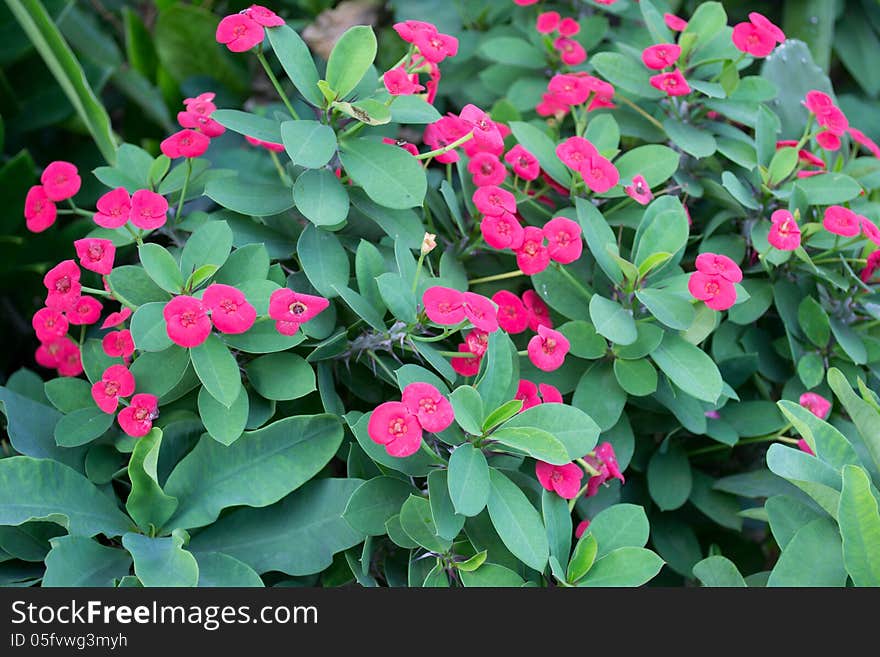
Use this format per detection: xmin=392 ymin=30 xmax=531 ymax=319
xmin=138 ymin=243 xmax=183 ymax=293
xmin=794 ymin=173 xmax=862 ymax=205
xmin=567 ymin=533 xmax=598 ymax=583
xmin=211 ymin=109 xmax=282 ymax=143
xmin=575 ymin=198 xmax=623 ymax=285
xmin=491 ymin=427 xmax=570 ymax=465
xmin=500 ymin=403 xmax=600 ymax=461
xmin=180 ymin=220 xmax=233 ymax=279
xmin=542 ymin=489 xmax=572 ymax=567
xmin=282 ymin=120 xmax=338 ymax=169
xmin=487 ymin=468 xmax=549 ymax=572
xmin=475 ymin=331 xmax=519 ymax=414
xmin=589 ymin=504 xmax=650 ymax=558
xmin=509 ymin=121 xmax=571 ymax=187
xmin=663 ymin=118 xmax=716 ymax=157
xmin=647 ymin=445 xmax=692 ymax=511
xmin=650 ymin=332 xmax=723 ymax=403
xmin=325 ymin=25 xmax=377 ymax=99
xmin=333 ymin=285 xmax=385 ymax=331
xmin=689 ymin=471 xmax=743 ymax=531
xmin=766 ymin=444 xmax=842 ymax=517
xmin=450 ymin=385 xmax=484 ymax=435
xmin=189 ymin=478 xmax=364 ymax=576
xmin=428 ymin=470 xmax=466 ymax=541
xmin=164 ymin=414 xmax=343 ymax=530
xmin=589 ymin=295 xmax=638 ymax=345
xmin=830 ymin=318 xmax=867 ymax=364
xmin=389 ymin=95 xmax=442 ymax=124
xmin=190 ymin=334 xmax=241 ymax=408
xmin=196 ymin=552 xmax=263 ymax=587
xmin=448 ymin=443 xmax=490 ymax=517
xmin=481 ymin=400 xmax=524 ymax=433
xmin=692 ymin=556 xmax=747 ymax=587
xmin=343 ymin=476 xmax=414 ymax=536
xmin=768 ymin=146 xmax=799 ymax=186
xmin=205 ymin=179 xmax=295 ymax=217
xmin=266 ymin=24 xmax=323 ymax=107
xmin=609 ymin=145 xmax=680 ymax=197
xmin=333 ymin=99 xmax=391 ymax=126
xmin=198 ymin=385 xmax=248 ymax=446
xmin=129 ymin=346 xmax=190 ymax=400
xmin=53 ymin=407 xmax=114 ymax=448
xmin=339 ymin=139 xmax=427 ymax=209
xmin=827 ymin=369 xmax=880 ymax=477
xmin=479 ymin=36 xmax=545 ymax=68
xmin=636 ymin=288 xmax=695 ymax=330
xmin=766 ymin=494 xmax=825 ymax=550
xmin=798 ymin=297 xmax=831 ymax=347
xmin=0 ymin=456 xmax=131 ymax=537
xmin=572 ymin=362 xmax=626 ymax=431
xmin=42 ymin=536 xmax=132 ymax=587
xmin=245 ymin=353 xmax=315 ymax=401
xmin=590 ymin=51 xmax=663 ymax=99
xmin=559 ymin=320 xmax=608 ymax=359
xmin=44 ymin=378 xmax=93 ymax=413
xmin=293 ymin=168 xmax=349 ymax=228
xmin=126 ymin=428 xmax=178 ymax=532
xmin=399 ymin=495 xmax=452 ymax=554
xmin=613 ymin=358 xmax=658 ymax=396
xmin=576 ymin=547 xmax=664 ymax=587
xmin=777 ymin=400 xmax=860 ymax=471
xmin=633 ymin=198 xmax=689 ymax=268
xmin=107 ymin=265 xmax=168 ymax=307
xmin=130 ymin=302 xmax=173 ymax=352
xmin=838 ymin=465 xmax=880 ymax=586
xmin=455 ymin=550 xmax=488 ymax=573
xmin=215 ymin=244 xmax=270 ymax=286
xmin=459 ymin=563 xmax=525 ymax=587
xmin=767 ymin=518 xmax=847 ymax=586
xmin=6 ymin=0 xmax=116 ymax=163
xmin=297 ymin=224 xmax=351 ymax=298
xmin=122 ymin=532 xmax=199 ymax=587
xmin=222 ymin=320 xmax=306 ymax=354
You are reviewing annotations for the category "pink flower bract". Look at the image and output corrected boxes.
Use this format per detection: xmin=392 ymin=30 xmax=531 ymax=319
xmin=422 ymin=286 xmax=465 ymax=325
xmin=118 ymin=393 xmax=158 ymax=437
xmin=536 ymin=12 xmax=560 ymax=34
xmin=528 ymin=325 xmax=570 ymax=372
xmin=799 ymin=392 xmax=831 ymax=419
xmin=624 ymin=174 xmax=653 ymax=205
xmin=582 ymin=154 xmax=620 ymax=193
xmin=32 ymin=307 xmax=68 ymax=343
xmin=664 ymin=13 xmax=688 ymax=31
xmin=130 ymin=190 xmax=168 ymax=231
xmin=522 ymin=289 xmax=552 ymax=331
xmin=504 ymin=145 xmax=540 ymax=181
xmin=367 ymin=401 xmax=423 ymax=457
xmin=473 ymin=185 xmax=517 ymax=216
xmin=688 ymin=271 xmax=737 ymax=311
xmin=536 ymin=461 xmax=583 ymax=499
xmin=268 ymin=289 xmax=330 ymax=334
xmin=163 ymin=295 xmax=212 ymax=348
xmin=24 ymin=186 xmax=57 ymax=233
xmin=695 ymin=252 xmax=743 ymax=283
xmin=203 ymin=283 xmax=257 ymax=334
xmin=103 ymin=329 xmax=135 ymax=358
xmin=43 ymin=260 xmax=81 ymax=312
xmin=401 ymin=382 xmax=454 ymax=433
xmin=650 ymin=69 xmax=691 ymax=96
xmin=74 ymin=238 xmax=116 ymax=275
xmin=383 ymin=67 xmax=424 ymax=96
xmin=481 ymin=212 xmax=524 ymax=250
xmin=642 ymin=44 xmax=681 ymax=70
xmin=161 ymin=129 xmax=211 ymax=159
xmin=91 ymin=364 xmax=135 ymax=414
xmin=66 ymin=296 xmax=103 ymax=326
xmin=823 ymin=205 xmax=860 ymax=237
xmin=492 ymin=290 xmax=529 ymax=334
xmin=40 ymin=161 xmax=81 ymax=201
xmin=515 ymin=226 xmax=551 ymax=275
xmin=768 ymin=210 xmax=801 ymax=251
xmin=216 ymin=13 xmax=264 ymax=52
xmin=245 ymin=4 xmax=285 ymax=27
xmin=93 ymin=187 xmax=132 ymax=229
xmin=543 ymin=216 xmax=583 ymax=264
xmin=462 ymin=292 xmax=499 ymax=333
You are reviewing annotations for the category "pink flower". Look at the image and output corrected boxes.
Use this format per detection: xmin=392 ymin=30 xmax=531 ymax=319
xmin=548 ymin=73 xmax=591 ymax=106
xmin=749 ymin=12 xmax=786 ymax=42
xmin=481 ymin=212 xmax=524 ymax=250
xmin=543 ymin=216 xmax=582 ymax=264
xmin=688 ymin=272 xmax=737 ymax=311
xmin=537 ymin=92 xmax=571 ymax=118
xmin=804 ymin=90 xmax=835 ymax=115
xmin=401 ymin=382 xmax=454 ymax=433
xmin=624 ymin=174 xmax=653 ymax=205
xmin=816 ymin=130 xmax=841 ymax=151
xmin=473 ymin=185 xmax=517 ymax=216
xmin=460 ymin=104 xmax=504 ymax=154
xmin=664 ymin=13 xmax=688 ymax=31
xmin=66 ymin=296 xmax=102 ymax=326
xmin=515 ymin=226 xmax=551 ymax=275
xmin=595 ymin=442 xmax=624 ymax=482
xmin=650 ymin=69 xmax=691 ymax=96
xmin=586 ymin=77 xmax=616 ymax=111
xmin=423 ymin=115 xmax=472 ymax=164
xmin=695 ymin=252 xmax=743 ymax=283
xmin=178 ymin=111 xmax=225 ymax=137
xmin=216 ymin=13 xmax=264 ymax=52
xmin=383 ymin=67 xmax=424 ymax=96
xmin=451 ymin=343 xmax=482 ymax=376
xmin=539 ymin=383 xmax=563 ymax=404
xmin=464 ymin=329 xmax=489 ymax=357
xmin=35 ymin=337 xmax=74 ymax=370
xmin=513 ymin=0 xmax=539 ymax=5
xmin=161 ymin=129 xmax=210 ymax=159
xmin=183 ymin=92 xmax=216 ymax=115
xmin=43 ymin=260 xmax=81 ymax=312
xmin=244 ymin=135 xmax=284 ymax=152
xmin=558 ymin=18 xmax=580 ymax=37
xmin=74 ymin=238 xmax=115 ymax=275
xmin=522 ymin=290 xmax=552 ymax=330
xmin=850 ymin=128 xmax=880 ymax=158
xmin=267 ymin=289 xmax=329 ymax=334
xmin=103 ymin=329 xmax=135 ymax=358
xmin=244 ymin=4 xmax=285 ymax=27
xmin=117 ymin=393 xmax=158 ymax=437
xmin=467 ymin=152 xmax=507 ymax=187
xmin=422 ymin=286 xmax=465 ymax=325
xmin=797 ymin=439 xmax=815 ymax=456
xmin=367 ymin=401 xmax=423 ymax=457
xmin=93 ymin=187 xmax=132 ymax=229
xmin=40 ymin=161 xmax=81 ymax=201
xmin=504 ymin=145 xmax=540 ymax=181
xmin=163 ymin=296 xmax=212 ymax=348
xmin=536 ymin=11 xmax=560 ymax=34
xmin=32 ymin=307 xmax=68 ymax=342
xmin=24 ymin=186 xmax=57 ymax=233
xmin=642 ymin=44 xmax=681 ymax=70
xmin=823 ymin=205 xmax=861 ymax=237
xmin=799 ymin=392 xmax=831 ymax=419
xmin=583 ymin=442 xmax=625 ymax=496
xmin=462 ymin=292 xmax=499 ymax=333
xmin=55 ymin=340 xmax=83 ymax=378
xmin=575 ymin=519 xmax=591 ymax=539
xmin=536 ymin=461 xmax=583 ymax=499
xmin=130 ymin=190 xmax=168 ymax=230
xmin=516 ymin=379 xmax=541 ymax=411
xmin=382 ymin=137 xmax=419 ymax=157
xmin=101 ymin=307 xmax=132 ymax=329
xmin=91 ymin=364 xmax=135 ymax=414
xmin=492 ymin=290 xmax=529 ymax=334
xmin=732 ymin=22 xmax=777 ymax=57
xmin=393 ymin=20 xmax=436 ymax=43
xmin=861 ymin=250 xmax=880 ymax=283
xmin=861 ymin=217 xmax=880 ymax=246
xmin=557 ymin=136 xmax=597 ymax=172
xmin=414 ymin=29 xmax=459 ymax=64
xmin=554 ymin=37 xmax=586 ymax=66
xmin=582 ymin=155 xmax=620 ymax=193
xmin=203 ymin=283 xmax=257 ymax=334
xmin=528 ymin=325 xmax=570 ymax=372
xmin=768 ymin=210 xmax=801 ymax=251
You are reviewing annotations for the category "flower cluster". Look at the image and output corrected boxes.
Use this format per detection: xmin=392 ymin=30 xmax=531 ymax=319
xmin=163 ymin=285 xmax=257 ymax=348
xmin=24 ymin=161 xmax=81 ymax=233
xmin=90 ymin=364 xmax=158 ymax=437
xmin=515 ymin=379 xmax=562 ymax=411
xmin=557 ymin=136 xmax=619 ymax=193
xmin=535 ymin=442 xmax=624 ymax=500
xmin=804 ymin=91 xmax=849 ymax=151
xmin=368 ymin=382 xmax=454 ymax=457
xmin=538 ymin=73 xmax=615 ymax=119
xmin=688 ymin=252 xmax=743 ymax=311
xmin=161 ymin=92 xmax=225 ymax=160
xmin=216 ymin=4 xmax=284 ymax=53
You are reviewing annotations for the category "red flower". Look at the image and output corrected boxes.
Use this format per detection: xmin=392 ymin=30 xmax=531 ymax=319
xmin=244 ymin=4 xmax=285 ymax=27
xmin=575 ymin=519 xmax=591 ymax=538
xmin=163 ymin=296 xmax=212 ymax=348
xmin=504 ymin=145 xmax=540 ymax=181
xmin=536 ymin=461 xmax=583 ymax=499
xmin=93 ymin=187 xmax=132 ymax=229
xmin=539 ymin=383 xmax=563 ymax=404
xmin=423 ymin=114 xmax=471 ymax=164
xmin=536 ymin=11 xmax=560 ymax=34
xmin=548 ymin=73 xmax=591 ymax=106
xmin=595 ymin=442 xmax=624 ymax=481
xmin=537 ymin=92 xmax=571 ymax=118
xmin=558 ymin=18 xmax=580 ymax=37
xmin=624 ymin=174 xmax=653 ymax=205
xmin=528 ymin=325 xmax=570 ymax=372
xmin=32 ymin=307 xmax=68 ymax=342
xmin=797 ymin=439 xmax=815 ymax=456
xmin=464 ymin=329 xmax=489 ymax=357
xmin=451 ymin=343 xmax=482 ymax=376
xmin=102 ymin=329 xmax=135 ymax=358
xmin=178 ymin=111 xmax=226 ymax=138
xmin=383 ymin=67 xmax=424 ymax=96
xmin=650 ymin=69 xmax=691 ymax=96
xmin=799 ymin=392 xmax=831 ymax=419
xmin=74 ymin=238 xmax=115 ymax=275
xmin=91 ymin=364 xmax=135 ymax=414
xmin=695 ymin=252 xmax=743 ymax=283
xmin=216 ymin=13 xmax=264 ymax=52
xmin=860 ymin=250 xmax=880 ymax=283
xmin=245 ymin=135 xmax=285 ymax=152
xmin=492 ymin=290 xmax=529 ymax=334
xmin=55 ymin=340 xmax=83 ymax=377
xmin=367 ymin=401 xmax=423 ymax=457
xmin=43 ymin=260 xmax=81 ymax=312
xmin=515 ymin=226 xmax=551 ymax=275
xmin=543 ymin=216 xmax=583 ymax=264
xmin=66 ymin=296 xmax=102 ymax=326
xmin=732 ymin=21 xmax=777 ymax=57
xmin=516 ymin=379 xmax=541 ymax=411
xmin=582 ymin=154 xmax=620 ymax=193
xmin=183 ymin=92 xmax=216 ymax=116
xmin=393 ymin=20 xmax=437 ymax=43
xmin=473 ymin=185 xmax=517 ymax=216
xmin=462 ymin=292 xmax=499 ymax=333
xmin=586 ymin=77 xmax=616 ymax=111
xmin=101 ymin=307 xmax=132 ymax=329
xmin=481 ymin=211 xmax=525 ymax=250
xmin=40 ymin=161 xmax=81 ymax=201
xmin=688 ymin=272 xmax=737 ymax=311
xmin=267 ymin=289 xmax=329 ymax=334
xmin=642 ymin=44 xmax=681 ymax=70
xmin=161 ymin=129 xmax=210 ymax=159
xmin=749 ymin=12 xmax=786 ymax=42
xmin=522 ymin=289 xmax=552 ymax=330
xmin=130 ymin=190 xmax=168 ymax=230
xmin=460 ymin=104 xmax=504 ymax=154
xmin=816 ymin=130 xmax=840 ymax=151
xmin=861 ymin=217 xmax=880 ymax=246
xmin=401 ymin=382 xmax=454 ymax=433
xmin=36 ymin=337 xmax=77 ymax=372
xmin=422 ymin=286 xmax=465 ymax=325
xmin=557 ymin=136 xmax=597 ymax=172
xmin=664 ymin=13 xmax=687 ymax=31
xmin=768 ymin=210 xmax=801 ymax=251
xmin=117 ymin=393 xmax=158 ymax=437
xmin=554 ymin=37 xmax=586 ymax=66
xmin=24 ymin=186 xmax=57 ymax=233
xmin=414 ymin=29 xmax=459 ymax=63
xmin=823 ymin=205 xmax=860 ymax=237
xmin=804 ymin=90 xmax=848 ymax=135
xmin=467 ymin=152 xmax=507 ymax=187
xmin=202 ymin=283 xmax=257 ymax=335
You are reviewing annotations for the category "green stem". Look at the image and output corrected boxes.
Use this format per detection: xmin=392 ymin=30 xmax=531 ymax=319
xmin=687 ymin=424 xmax=795 ymax=456
xmin=80 ymin=285 xmax=112 ymax=297
xmin=57 ymin=208 xmax=93 ymax=217
xmin=617 ymin=96 xmax=664 ymax=131
xmin=268 ymin=150 xmax=289 ymax=185
xmin=256 ymin=49 xmax=300 ymax=120
xmin=416 ymin=131 xmax=475 ymax=160
xmin=123 ymin=223 xmax=143 ymax=246
xmin=468 ymin=269 xmax=525 ymax=285
xmin=436 ymin=350 xmax=476 ymax=358
xmin=175 ymin=157 xmax=192 ymax=224
xmin=412 ymin=251 xmax=426 ymax=294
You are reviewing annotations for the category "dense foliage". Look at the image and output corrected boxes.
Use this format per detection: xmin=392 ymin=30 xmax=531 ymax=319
xmin=1 ymin=0 xmax=879 ymax=588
